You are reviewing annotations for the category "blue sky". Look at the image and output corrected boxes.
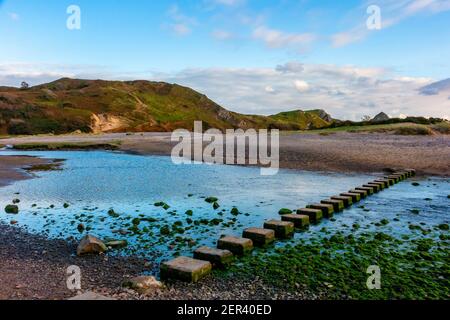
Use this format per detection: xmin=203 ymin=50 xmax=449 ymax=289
xmin=1 ymin=0 xmax=449 ymax=119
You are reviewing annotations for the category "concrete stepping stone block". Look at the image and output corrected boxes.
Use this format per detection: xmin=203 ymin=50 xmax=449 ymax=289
xmin=386 ymin=175 xmax=400 ymax=183
xmin=331 ymin=196 xmax=353 ymax=207
xmin=405 ymin=169 xmax=416 ymax=176
xmin=364 ymin=184 xmax=380 ymax=192
xmin=367 ymin=182 xmax=384 ymax=191
xmin=297 ymin=208 xmax=323 ymax=223
xmin=349 ymin=189 xmax=367 ymax=198
xmin=340 ymin=192 xmax=361 ymax=202
xmin=376 ymin=179 xmax=393 ymax=187
xmin=242 ymin=228 xmax=275 ymax=247
xmin=307 ymin=203 xmax=334 ymax=218
xmin=193 ymin=246 xmax=234 ymax=268
xmin=356 ymin=186 xmax=375 ymax=195
xmin=264 ymin=220 xmax=295 ymax=239
xmin=321 ymin=199 xmax=344 ymax=212
xmin=371 ymin=181 xmax=386 ymax=189
xmin=160 ymin=256 xmax=212 ymax=283
xmin=281 ymin=214 xmax=310 ymax=228
xmin=217 ymin=236 xmax=253 ymax=255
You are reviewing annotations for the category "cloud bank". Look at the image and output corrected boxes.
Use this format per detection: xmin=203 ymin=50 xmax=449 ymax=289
xmin=0 ymin=62 xmax=448 ymax=121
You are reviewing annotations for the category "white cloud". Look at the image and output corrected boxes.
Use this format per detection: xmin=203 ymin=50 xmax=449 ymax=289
xmin=265 ymin=85 xmax=275 ymax=93
xmin=8 ymin=12 xmax=19 ymax=21
xmin=294 ymin=80 xmax=310 ymax=93
xmin=252 ymin=26 xmax=316 ymax=50
xmin=211 ymin=29 xmax=233 ymax=40
xmin=166 ymin=5 xmax=197 ymax=36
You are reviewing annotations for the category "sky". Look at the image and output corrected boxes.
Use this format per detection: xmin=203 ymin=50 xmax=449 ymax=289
xmin=0 ymin=0 xmax=449 ymax=120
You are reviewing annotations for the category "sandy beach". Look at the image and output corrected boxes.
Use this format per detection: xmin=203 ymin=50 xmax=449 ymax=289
xmin=1 ymin=131 xmax=449 ymax=176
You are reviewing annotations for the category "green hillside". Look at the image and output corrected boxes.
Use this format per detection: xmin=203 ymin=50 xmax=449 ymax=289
xmin=0 ymin=78 xmax=332 ymax=135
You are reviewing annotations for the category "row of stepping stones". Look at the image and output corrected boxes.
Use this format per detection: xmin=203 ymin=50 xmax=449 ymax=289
xmin=160 ymin=169 xmax=416 ymax=283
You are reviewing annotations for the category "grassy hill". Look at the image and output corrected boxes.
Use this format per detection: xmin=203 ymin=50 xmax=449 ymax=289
xmin=0 ymin=78 xmax=332 ymax=135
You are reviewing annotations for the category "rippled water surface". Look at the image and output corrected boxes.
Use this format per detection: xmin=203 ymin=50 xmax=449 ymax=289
xmin=0 ymin=150 xmax=448 ymax=264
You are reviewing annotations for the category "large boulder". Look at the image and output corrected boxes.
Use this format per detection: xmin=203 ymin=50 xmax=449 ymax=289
xmin=76 ymin=235 xmax=108 ymax=256
xmin=371 ymin=112 xmax=390 ymax=123
xmin=123 ymin=276 xmax=164 ymax=293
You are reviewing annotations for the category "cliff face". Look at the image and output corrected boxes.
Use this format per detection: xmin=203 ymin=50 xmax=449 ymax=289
xmin=0 ymin=78 xmax=332 ymax=134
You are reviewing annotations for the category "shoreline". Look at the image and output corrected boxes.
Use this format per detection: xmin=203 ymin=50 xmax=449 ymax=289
xmin=1 ymin=131 xmax=449 ymax=176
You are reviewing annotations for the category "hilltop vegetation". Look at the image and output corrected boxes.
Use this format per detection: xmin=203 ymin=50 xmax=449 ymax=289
xmin=0 ymin=78 xmax=332 ymax=135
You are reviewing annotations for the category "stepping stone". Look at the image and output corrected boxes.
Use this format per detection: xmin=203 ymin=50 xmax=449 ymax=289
xmin=331 ymin=196 xmax=353 ymax=207
xmin=356 ymin=186 xmax=374 ymax=195
xmin=375 ymin=179 xmax=393 ymax=187
xmin=297 ymin=208 xmax=323 ymax=223
xmin=69 ymin=292 xmax=115 ymax=300
xmin=193 ymin=246 xmax=234 ymax=268
xmin=349 ymin=189 xmax=367 ymax=198
xmin=321 ymin=199 xmax=344 ymax=212
xmin=242 ymin=228 xmax=275 ymax=247
xmin=386 ymin=175 xmax=400 ymax=183
xmin=367 ymin=182 xmax=383 ymax=191
xmin=217 ymin=236 xmax=253 ymax=255
xmin=405 ymin=169 xmax=416 ymax=176
xmin=364 ymin=184 xmax=380 ymax=192
xmin=306 ymin=203 xmax=334 ymax=218
xmin=374 ymin=180 xmax=390 ymax=188
xmin=160 ymin=256 xmax=212 ymax=283
xmin=340 ymin=192 xmax=361 ymax=202
xmin=371 ymin=181 xmax=386 ymax=189
xmin=394 ymin=172 xmax=407 ymax=179
xmin=264 ymin=220 xmax=295 ymax=239
xmin=281 ymin=214 xmax=310 ymax=228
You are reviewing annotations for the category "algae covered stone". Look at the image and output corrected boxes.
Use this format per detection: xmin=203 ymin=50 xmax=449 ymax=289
xmin=278 ymin=208 xmax=293 ymax=215
xmin=264 ymin=220 xmax=295 ymax=238
xmin=5 ymin=204 xmax=19 ymax=214
xmin=217 ymin=236 xmax=253 ymax=255
xmin=242 ymin=228 xmax=275 ymax=247
xmin=193 ymin=246 xmax=234 ymax=268
xmin=160 ymin=256 xmax=212 ymax=283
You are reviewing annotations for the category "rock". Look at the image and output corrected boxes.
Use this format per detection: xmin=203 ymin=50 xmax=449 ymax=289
xmin=68 ymin=291 xmax=115 ymax=300
xmin=160 ymin=256 xmax=212 ymax=283
xmin=205 ymin=197 xmax=218 ymax=203
xmin=371 ymin=112 xmax=390 ymax=123
xmin=12 ymin=198 xmax=20 ymax=204
xmin=77 ymin=223 xmax=85 ymax=232
xmin=297 ymin=208 xmax=323 ymax=224
xmin=278 ymin=208 xmax=293 ymax=215
xmin=105 ymin=240 xmax=128 ymax=249
xmin=10 ymin=220 xmax=18 ymax=225
xmin=5 ymin=204 xmax=19 ymax=214
xmin=76 ymin=235 xmax=108 ymax=256
xmin=123 ymin=276 xmax=163 ymax=293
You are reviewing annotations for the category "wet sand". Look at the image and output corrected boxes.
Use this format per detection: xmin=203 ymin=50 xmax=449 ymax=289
xmin=1 ymin=131 xmax=449 ymax=176
xmin=0 ymin=156 xmax=54 ymax=187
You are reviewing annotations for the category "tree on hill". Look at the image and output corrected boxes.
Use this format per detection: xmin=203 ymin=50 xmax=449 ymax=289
xmin=20 ymin=81 xmax=30 ymax=90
